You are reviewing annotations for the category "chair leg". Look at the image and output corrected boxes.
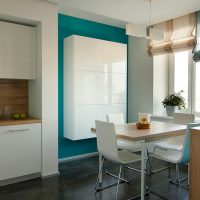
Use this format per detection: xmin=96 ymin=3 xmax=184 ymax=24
xmin=147 ymin=147 xmax=168 ymax=175
xmin=116 ymin=165 xmax=122 ymax=200
xmin=95 ymin=157 xmax=105 ymax=191
xmin=123 ymin=165 xmax=126 ymax=180
xmin=106 ymin=170 xmax=130 ymax=184
xmin=168 ymin=163 xmax=171 ymax=178
xmin=146 ymin=149 xmax=153 ymax=175
xmin=176 ymin=164 xmax=183 ymax=200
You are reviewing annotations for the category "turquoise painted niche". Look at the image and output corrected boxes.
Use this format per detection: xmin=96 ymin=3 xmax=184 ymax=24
xmin=58 ymin=14 xmax=128 ymax=159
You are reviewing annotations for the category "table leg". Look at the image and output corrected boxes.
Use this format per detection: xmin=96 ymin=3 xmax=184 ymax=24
xmin=99 ymin=153 xmax=103 ymax=184
xmin=141 ymin=140 xmax=145 ymax=200
xmin=188 ymin=163 xmax=189 ymax=185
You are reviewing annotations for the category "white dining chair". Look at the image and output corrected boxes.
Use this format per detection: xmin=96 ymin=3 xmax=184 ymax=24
xmin=150 ymin=123 xmax=200 ymax=200
xmin=106 ymin=113 xmax=142 ymax=152
xmin=148 ymin=113 xmax=195 ymax=175
xmin=95 ymin=120 xmax=141 ymax=199
xmin=106 ymin=113 xmax=125 ymax=124
xmin=106 ymin=113 xmax=143 ymax=177
xmin=153 ymin=113 xmax=195 ymax=152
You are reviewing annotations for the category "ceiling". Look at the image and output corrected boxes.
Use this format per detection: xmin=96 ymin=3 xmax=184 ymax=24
xmin=49 ymin=0 xmax=200 ymax=28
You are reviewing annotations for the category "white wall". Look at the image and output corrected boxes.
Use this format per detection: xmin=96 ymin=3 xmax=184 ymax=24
xmin=0 ymin=0 xmax=58 ymax=177
xmin=153 ymin=54 xmax=169 ymax=116
xmin=128 ymin=36 xmax=153 ymax=122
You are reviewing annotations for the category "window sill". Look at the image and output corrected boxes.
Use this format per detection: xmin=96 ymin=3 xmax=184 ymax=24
xmin=151 ymin=115 xmax=173 ymax=123
xmin=152 ymin=114 xmax=200 ymax=123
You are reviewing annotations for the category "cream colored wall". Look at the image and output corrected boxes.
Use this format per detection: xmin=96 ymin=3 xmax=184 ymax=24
xmin=128 ymin=36 xmax=153 ymax=122
xmin=0 ymin=0 xmax=58 ymax=177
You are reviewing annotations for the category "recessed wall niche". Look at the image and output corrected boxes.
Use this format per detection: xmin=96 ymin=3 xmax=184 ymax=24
xmin=0 ymin=79 xmax=28 ymax=118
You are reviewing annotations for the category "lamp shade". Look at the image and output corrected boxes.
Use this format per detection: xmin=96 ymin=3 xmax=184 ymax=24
xmin=126 ymin=23 xmax=146 ymax=37
xmin=147 ymin=27 xmax=164 ymax=41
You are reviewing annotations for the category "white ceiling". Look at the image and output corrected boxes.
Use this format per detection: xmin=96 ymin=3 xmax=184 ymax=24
xmin=50 ymin=0 xmax=200 ymax=28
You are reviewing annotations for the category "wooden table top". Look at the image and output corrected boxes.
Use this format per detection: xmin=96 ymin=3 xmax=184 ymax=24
xmin=91 ymin=121 xmax=186 ymax=142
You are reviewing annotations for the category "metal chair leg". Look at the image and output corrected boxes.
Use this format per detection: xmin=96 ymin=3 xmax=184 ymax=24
xmin=168 ymin=163 xmax=171 ymax=178
xmin=176 ymin=164 xmax=183 ymax=200
xmin=125 ymin=165 xmax=146 ymax=174
xmin=106 ymin=170 xmax=130 ymax=184
xmin=123 ymin=165 xmax=126 ymax=180
xmin=95 ymin=157 xmax=105 ymax=191
xmin=148 ymin=147 xmax=170 ymax=175
xmin=146 ymin=148 xmax=153 ymax=175
xmin=116 ymin=165 xmax=122 ymax=200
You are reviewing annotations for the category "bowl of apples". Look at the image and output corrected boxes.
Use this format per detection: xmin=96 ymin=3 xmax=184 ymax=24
xmin=13 ymin=113 xmax=26 ymax=120
xmin=136 ymin=113 xmax=151 ymax=129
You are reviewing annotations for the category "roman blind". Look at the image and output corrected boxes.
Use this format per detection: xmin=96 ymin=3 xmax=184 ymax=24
xmin=193 ymin=11 xmax=200 ymax=62
xmin=148 ymin=13 xmax=195 ymax=56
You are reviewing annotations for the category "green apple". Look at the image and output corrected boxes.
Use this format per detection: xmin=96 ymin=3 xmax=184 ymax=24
xmin=14 ymin=114 xmax=20 ymax=119
xmin=20 ymin=113 xmax=26 ymax=119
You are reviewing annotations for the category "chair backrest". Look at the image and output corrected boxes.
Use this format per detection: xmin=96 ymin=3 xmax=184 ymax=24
xmin=106 ymin=113 xmax=124 ymax=125
xmin=173 ymin=113 xmax=195 ymax=125
xmin=95 ymin=120 xmax=120 ymax=163
xmin=180 ymin=123 xmax=200 ymax=164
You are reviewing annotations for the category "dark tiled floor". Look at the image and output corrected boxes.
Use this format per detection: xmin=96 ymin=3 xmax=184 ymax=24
xmin=0 ymin=156 xmax=188 ymax=200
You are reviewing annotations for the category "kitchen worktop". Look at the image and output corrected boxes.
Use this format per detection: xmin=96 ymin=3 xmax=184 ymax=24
xmin=0 ymin=117 xmax=41 ymax=126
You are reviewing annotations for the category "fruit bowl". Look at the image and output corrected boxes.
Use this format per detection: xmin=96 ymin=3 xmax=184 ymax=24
xmin=136 ymin=122 xmax=151 ymax=129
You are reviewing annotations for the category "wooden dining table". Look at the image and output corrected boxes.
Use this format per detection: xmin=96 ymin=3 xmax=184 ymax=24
xmin=91 ymin=121 xmax=186 ymax=200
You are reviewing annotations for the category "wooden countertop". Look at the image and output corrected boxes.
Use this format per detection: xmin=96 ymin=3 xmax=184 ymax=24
xmin=0 ymin=117 xmax=41 ymax=126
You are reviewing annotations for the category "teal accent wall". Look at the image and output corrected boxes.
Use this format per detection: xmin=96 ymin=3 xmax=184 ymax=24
xmin=58 ymin=14 xmax=128 ymax=159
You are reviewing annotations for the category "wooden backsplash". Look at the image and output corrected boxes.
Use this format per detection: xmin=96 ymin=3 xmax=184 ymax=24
xmin=0 ymin=79 xmax=28 ymax=117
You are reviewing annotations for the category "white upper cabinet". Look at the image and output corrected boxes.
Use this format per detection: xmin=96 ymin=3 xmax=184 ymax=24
xmin=75 ymin=36 xmax=102 ymax=72
xmin=64 ymin=35 xmax=127 ymax=140
xmin=74 ymin=105 xmax=102 ymax=140
xmin=75 ymin=71 xmax=102 ymax=105
xmin=0 ymin=21 xmax=36 ymax=79
xmin=102 ymin=73 xmax=126 ymax=104
xmin=103 ymin=41 xmax=127 ymax=73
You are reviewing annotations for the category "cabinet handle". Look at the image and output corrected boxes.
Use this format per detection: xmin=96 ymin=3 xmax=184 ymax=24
xmin=7 ymin=129 xmax=30 ymax=133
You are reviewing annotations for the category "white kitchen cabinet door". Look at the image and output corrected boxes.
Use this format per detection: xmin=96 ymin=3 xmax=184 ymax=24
xmin=75 ymin=71 xmax=102 ymax=105
xmin=75 ymin=35 xmax=102 ymax=72
xmin=0 ymin=21 xmax=36 ymax=79
xmin=74 ymin=105 xmax=102 ymax=140
xmin=103 ymin=41 xmax=127 ymax=73
xmin=103 ymin=104 xmax=127 ymax=122
xmin=103 ymin=73 xmax=126 ymax=104
xmin=0 ymin=123 xmax=41 ymax=181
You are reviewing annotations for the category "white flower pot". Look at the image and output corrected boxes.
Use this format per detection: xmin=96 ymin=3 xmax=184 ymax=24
xmin=166 ymin=106 xmax=178 ymax=116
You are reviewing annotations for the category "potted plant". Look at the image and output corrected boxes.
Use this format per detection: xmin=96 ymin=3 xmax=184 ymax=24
xmin=162 ymin=90 xmax=186 ymax=116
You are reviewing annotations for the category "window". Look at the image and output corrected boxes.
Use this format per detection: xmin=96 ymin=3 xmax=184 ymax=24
xmin=173 ymin=50 xmax=191 ymax=110
xmin=195 ymin=62 xmax=200 ymax=113
xmin=153 ymin=49 xmax=197 ymax=115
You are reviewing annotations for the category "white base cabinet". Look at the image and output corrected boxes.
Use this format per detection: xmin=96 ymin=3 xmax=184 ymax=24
xmin=0 ymin=123 xmax=41 ymax=181
xmin=64 ymin=35 xmax=127 ymax=140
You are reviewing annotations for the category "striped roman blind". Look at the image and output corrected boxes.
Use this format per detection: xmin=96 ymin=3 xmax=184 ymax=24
xmin=148 ymin=13 xmax=195 ymax=56
xmin=193 ymin=11 xmax=200 ymax=62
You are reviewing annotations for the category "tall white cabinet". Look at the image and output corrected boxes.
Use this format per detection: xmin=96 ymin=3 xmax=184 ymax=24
xmin=64 ymin=35 xmax=127 ymax=140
